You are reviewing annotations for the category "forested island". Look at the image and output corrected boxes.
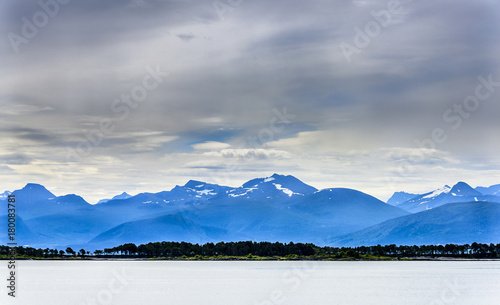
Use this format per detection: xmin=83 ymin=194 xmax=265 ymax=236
xmin=2 ymin=241 xmax=500 ymax=260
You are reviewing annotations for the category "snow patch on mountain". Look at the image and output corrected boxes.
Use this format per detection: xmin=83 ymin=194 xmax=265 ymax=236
xmin=422 ymin=185 xmax=451 ymax=199
xmin=273 ymin=183 xmax=298 ymax=197
xmin=228 ymin=188 xmax=257 ymax=198
xmin=197 ymin=189 xmax=216 ymax=196
xmin=0 ymin=191 xmax=12 ymax=200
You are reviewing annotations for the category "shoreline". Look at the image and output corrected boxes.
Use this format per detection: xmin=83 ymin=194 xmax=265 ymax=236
xmin=2 ymin=256 xmax=500 ymax=262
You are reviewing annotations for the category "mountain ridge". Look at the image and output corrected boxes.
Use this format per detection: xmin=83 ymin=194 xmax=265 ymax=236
xmin=390 ymin=181 xmax=500 ymax=213
xmin=331 ymin=201 xmax=500 ymax=246
xmin=1 ymin=176 xmax=499 ymax=250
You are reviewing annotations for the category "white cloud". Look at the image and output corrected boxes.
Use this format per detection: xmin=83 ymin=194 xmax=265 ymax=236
xmin=380 ymin=147 xmax=461 ymax=165
xmin=191 ymin=141 xmax=231 ymax=150
xmin=183 ymin=160 xmax=227 ymax=169
xmin=192 ymin=117 xmax=224 ymax=124
xmin=267 ymin=131 xmax=324 ymax=149
xmin=204 ymin=148 xmax=292 ymax=160
xmin=0 ymin=102 xmax=53 ymax=116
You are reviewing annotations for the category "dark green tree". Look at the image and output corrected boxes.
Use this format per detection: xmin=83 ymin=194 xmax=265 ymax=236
xmin=66 ymin=247 xmax=75 ymax=256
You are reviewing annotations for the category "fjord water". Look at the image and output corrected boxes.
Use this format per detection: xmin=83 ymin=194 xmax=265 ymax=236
xmin=2 ymin=261 xmax=499 ymax=305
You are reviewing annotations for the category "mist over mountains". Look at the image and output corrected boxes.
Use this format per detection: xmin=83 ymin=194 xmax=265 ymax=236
xmin=1 ymin=174 xmax=499 ymax=250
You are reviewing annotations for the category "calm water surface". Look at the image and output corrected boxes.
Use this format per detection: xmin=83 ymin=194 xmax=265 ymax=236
xmin=1 ymin=260 xmax=499 ymax=305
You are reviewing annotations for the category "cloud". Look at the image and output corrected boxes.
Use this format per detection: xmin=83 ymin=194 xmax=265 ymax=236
xmin=204 ymin=148 xmax=292 ymax=160
xmin=176 ymin=33 xmax=195 ymax=42
xmin=267 ymin=131 xmax=326 ymax=149
xmin=0 ymin=165 xmax=14 ymax=173
xmin=0 ymin=102 xmax=53 ymax=116
xmin=380 ymin=147 xmax=461 ymax=166
xmin=191 ymin=141 xmax=232 ymax=151
xmin=0 ymin=153 xmax=33 ymax=165
xmin=0 ymin=0 xmax=499 ymax=202
xmin=183 ymin=160 xmax=227 ymax=169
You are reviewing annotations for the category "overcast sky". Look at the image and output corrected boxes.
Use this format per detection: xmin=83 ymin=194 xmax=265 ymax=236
xmin=1 ymin=0 xmax=499 ymax=203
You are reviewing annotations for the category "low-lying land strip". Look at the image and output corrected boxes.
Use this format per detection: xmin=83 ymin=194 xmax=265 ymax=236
xmin=2 ymin=241 xmax=499 ymax=260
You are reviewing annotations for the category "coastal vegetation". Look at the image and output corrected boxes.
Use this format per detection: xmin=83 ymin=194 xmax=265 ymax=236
xmin=1 ymin=241 xmax=500 ymax=260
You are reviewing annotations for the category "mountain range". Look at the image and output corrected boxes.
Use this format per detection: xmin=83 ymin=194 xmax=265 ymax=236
xmin=387 ymin=181 xmax=500 ymax=213
xmin=1 ymin=174 xmax=499 ymax=250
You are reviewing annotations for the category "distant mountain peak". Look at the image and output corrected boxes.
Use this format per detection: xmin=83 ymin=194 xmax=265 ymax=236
xmin=270 ymin=173 xmax=300 ymax=180
xmin=0 ymin=190 xmax=11 ymax=200
xmin=97 ymin=191 xmax=132 ymax=204
xmin=476 ymin=184 xmax=500 ymax=196
xmin=452 ymin=181 xmax=471 ymax=189
xmin=387 ymin=191 xmax=418 ymax=206
xmin=112 ymin=192 xmax=132 ymax=200
xmin=23 ymin=183 xmax=50 ymax=190
xmin=394 ymin=181 xmax=497 ymax=213
xmin=57 ymin=194 xmax=89 ymax=205
xmin=235 ymin=173 xmax=318 ymax=198
xmin=449 ymin=182 xmax=481 ymax=197
xmin=18 ymin=183 xmax=55 ymax=199
xmin=184 ymin=180 xmax=208 ymax=189
xmin=271 ymin=173 xmax=286 ymax=178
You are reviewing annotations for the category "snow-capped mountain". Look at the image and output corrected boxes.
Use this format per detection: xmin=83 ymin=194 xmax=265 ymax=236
xmin=4 ymin=177 xmax=500 ymax=249
xmin=391 ymin=185 xmax=451 ymax=212
xmin=331 ymin=201 xmax=500 ymax=246
xmin=170 ymin=180 xmax=233 ymax=201
xmin=449 ymin=182 xmax=482 ymax=197
xmin=100 ymin=173 xmax=318 ymax=208
xmin=0 ymin=190 xmax=11 ymax=200
xmin=90 ymin=186 xmax=408 ymax=248
xmin=100 ymin=180 xmax=233 ymax=209
xmin=394 ymin=182 xmax=498 ymax=213
xmin=226 ymin=173 xmax=318 ymax=200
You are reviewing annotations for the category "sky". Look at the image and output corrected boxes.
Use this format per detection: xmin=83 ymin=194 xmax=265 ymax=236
xmin=1 ymin=0 xmax=499 ymax=203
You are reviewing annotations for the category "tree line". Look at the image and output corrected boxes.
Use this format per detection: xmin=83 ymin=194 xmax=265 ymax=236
xmin=1 ymin=242 xmax=500 ymax=259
